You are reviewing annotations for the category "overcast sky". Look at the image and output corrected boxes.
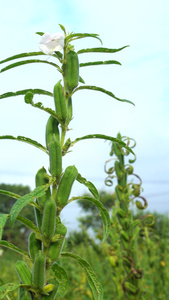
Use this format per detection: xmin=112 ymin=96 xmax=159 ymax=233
xmin=0 ymin=0 xmax=169 ymax=230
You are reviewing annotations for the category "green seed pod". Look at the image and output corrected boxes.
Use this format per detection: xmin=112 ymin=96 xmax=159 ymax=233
xmin=28 ymin=232 xmax=41 ymax=261
xmin=53 ymin=80 xmax=67 ymax=122
xmin=55 ymin=165 xmax=78 ymax=207
xmin=41 ymin=198 xmax=56 ymax=239
xmin=45 ymin=116 xmax=60 ymax=150
xmin=67 ymin=97 xmax=73 ymax=124
xmin=32 ymin=251 xmax=46 ymax=289
xmin=121 ymin=230 xmax=129 ymax=242
xmin=48 ymin=136 xmax=62 ymax=178
xmin=15 ymin=260 xmax=32 ymax=285
xmin=65 ymin=51 xmax=79 ymax=92
xmin=35 ymin=167 xmax=51 ymax=207
xmin=48 ymin=223 xmax=67 ymax=262
xmin=115 ymin=160 xmax=123 ymax=179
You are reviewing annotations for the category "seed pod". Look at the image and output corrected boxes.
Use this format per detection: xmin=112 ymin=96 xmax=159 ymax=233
xmin=48 ymin=136 xmax=62 ymax=178
xmin=34 ymin=205 xmax=43 ymax=230
xmin=67 ymin=97 xmax=73 ymax=124
xmin=53 ymin=80 xmax=67 ymax=122
xmin=65 ymin=51 xmax=79 ymax=92
xmin=55 ymin=165 xmax=78 ymax=207
xmin=45 ymin=116 xmax=60 ymax=150
xmin=15 ymin=260 xmax=32 ymax=285
xmin=115 ymin=161 xmax=123 ymax=179
xmin=28 ymin=232 xmax=41 ymax=261
xmin=48 ymin=223 xmax=67 ymax=262
xmin=35 ymin=167 xmax=51 ymax=207
xmin=41 ymin=198 xmax=56 ymax=239
xmin=32 ymin=251 xmax=46 ymax=289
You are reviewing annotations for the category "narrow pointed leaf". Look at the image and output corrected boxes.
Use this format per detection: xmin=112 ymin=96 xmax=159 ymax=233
xmin=77 ymin=45 xmax=129 ymax=54
xmin=16 ymin=216 xmax=42 ymax=239
xmin=25 ymin=99 xmax=59 ymax=122
xmin=73 ymin=85 xmax=134 ymax=106
xmin=0 ymin=135 xmax=48 ymax=154
xmin=0 ymin=240 xmax=29 ymax=258
xmin=80 ymin=60 xmax=121 ymax=67
xmin=0 ymin=89 xmax=53 ymax=100
xmin=71 ymin=134 xmax=135 ymax=155
xmin=0 ymin=189 xmax=20 ymax=199
xmin=79 ymin=76 xmax=85 ymax=84
xmin=0 ymin=283 xmax=21 ymax=299
xmin=65 ymin=33 xmax=102 ymax=44
xmin=0 ymin=60 xmax=61 ymax=73
xmin=51 ymin=263 xmax=68 ymax=297
xmin=10 ymin=184 xmax=51 ymax=226
xmin=76 ymin=173 xmax=99 ymax=199
xmin=0 ymin=52 xmax=45 ymax=64
xmin=61 ymin=252 xmax=103 ymax=300
xmin=0 ymin=214 xmax=9 ymax=240
xmin=58 ymin=24 xmax=66 ymax=34
xmin=69 ymin=196 xmax=110 ymax=243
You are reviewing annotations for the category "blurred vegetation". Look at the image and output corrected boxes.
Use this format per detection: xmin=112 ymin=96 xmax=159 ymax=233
xmin=0 ymin=183 xmax=35 ymax=250
xmin=1 ymin=185 xmax=169 ymax=299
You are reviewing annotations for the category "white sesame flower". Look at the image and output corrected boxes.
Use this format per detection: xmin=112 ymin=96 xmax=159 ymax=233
xmin=39 ymin=32 xmax=64 ymax=54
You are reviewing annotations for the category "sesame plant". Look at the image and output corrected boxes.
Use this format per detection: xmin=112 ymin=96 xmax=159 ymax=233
xmin=0 ymin=25 xmax=134 ymax=299
xmin=104 ymin=133 xmax=151 ymax=299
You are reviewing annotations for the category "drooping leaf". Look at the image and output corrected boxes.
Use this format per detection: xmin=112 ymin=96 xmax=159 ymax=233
xmin=51 ymin=263 xmax=68 ymax=297
xmin=65 ymin=33 xmax=102 ymax=44
xmin=73 ymin=85 xmax=134 ymax=106
xmin=0 ymin=283 xmax=20 ymax=299
xmin=0 ymin=240 xmax=29 ymax=258
xmin=69 ymin=196 xmax=110 ymax=243
xmin=10 ymin=184 xmax=51 ymax=226
xmin=71 ymin=134 xmax=135 ymax=155
xmin=77 ymin=45 xmax=129 ymax=54
xmin=80 ymin=60 xmax=121 ymax=67
xmin=16 ymin=216 xmax=42 ymax=240
xmin=0 ymin=52 xmax=45 ymax=64
xmin=0 ymin=60 xmax=61 ymax=73
xmin=0 ymin=135 xmax=48 ymax=154
xmin=25 ymin=99 xmax=59 ymax=122
xmin=76 ymin=173 xmax=99 ymax=199
xmin=61 ymin=252 xmax=103 ymax=300
xmin=0 ymin=214 xmax=9 ymax=240
xmin=0 ymin=89 xmax=53 ymax=100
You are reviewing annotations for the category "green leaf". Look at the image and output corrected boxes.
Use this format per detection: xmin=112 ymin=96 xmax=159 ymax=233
xmin=0 ymin=52 xmax=45 ymax=64
xmin=0 ymin=89 xmax=53 ymax=100
xmin=0 ymin=283 xmax=20 ymax=299
xmin=76 ymin=173 xmax=99 ymax=199
xmin=0 ymin=135 xmax=48 ymax=154
xmin=73 ymin=85 xmax=134 ymax=106
xmin=77 ymin=45 xmax=129 ymax=54
xmin=58 ymin=24 xmax=66 ymax=34
xmin=69 ymin=196 xmax=110 ymax=243
xmin=79 ymin=76 xmax=85 ymax=84
xmin=10 ymin=184 xmax=51 ymax=226
xmin=80 ymin=60 xmax=121 ymax=67
xmin=25 ymin=98 xmax=60 ymax=122
xmin=0 ymin=214 xmax=9 ymax=240
xmin=71 ymin=134 xmax=135 ymax=155
xmin=61 ymin=252 xmax=103 ymax=300
xmin=0 ymin=240 xmax=29 ymax=258
xmin=0 ymin=60 xmax=61 ymax=73
xmin=36 ymin=32 xmax=44 ymax=36
xmin=65 ymin=33 xmax=102 ymax=44
xmin=16 ymin=216 xmax=42 ymax=240
xmin=51 ymin=263 xmax=68 ymax=297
